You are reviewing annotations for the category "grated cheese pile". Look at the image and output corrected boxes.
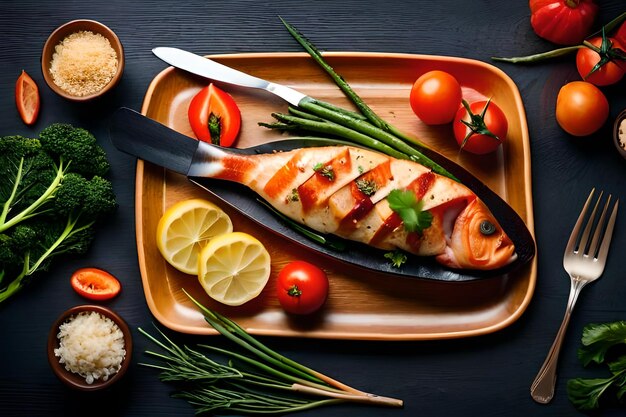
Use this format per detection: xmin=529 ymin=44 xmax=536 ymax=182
xmin=49 ymin=30 xmax=118 ymax=97
xmin=54 ymin=311 xmax=126 ymax=384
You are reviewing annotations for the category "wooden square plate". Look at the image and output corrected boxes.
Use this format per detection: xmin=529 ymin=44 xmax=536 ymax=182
xmin=136 ymin=52 xmax=536 ymax=340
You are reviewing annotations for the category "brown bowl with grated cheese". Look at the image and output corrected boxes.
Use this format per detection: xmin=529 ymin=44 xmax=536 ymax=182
xmin=47 ymin=305 xmax=132 ymax=391
xmin=41 ymin=20 xmax=124 ymax=101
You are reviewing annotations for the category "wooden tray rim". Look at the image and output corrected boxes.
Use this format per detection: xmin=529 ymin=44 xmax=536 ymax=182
xmin=136 ymin=51 xmax=537 ymax=340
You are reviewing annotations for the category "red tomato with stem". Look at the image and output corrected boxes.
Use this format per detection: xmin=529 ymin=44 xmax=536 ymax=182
xmin=15 ymin=70 xmax=40 ymax=125
xmin=555 ymin=81 xmax=608 ymax=136
xmin=71 ymin=268 xmax=121 ymax=301
xmin=529 ymin=0 xmax=598 ymax=45
xmin=409 ymin=70 xmax=462 ymax=125
xmin=576 ymin=37 xmax=625 ymax=86
xmin=453 ymin=100 xmax=508 ymax=155
xmin=276 ymin=261 xmax=329 ymax=315
xmin=188 ymin=83 xmax=241 ymax=147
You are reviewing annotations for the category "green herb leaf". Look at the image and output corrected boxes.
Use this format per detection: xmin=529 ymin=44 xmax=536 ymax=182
xmin=288 ymin=188 xmax=299 ymax=202
xmin=567 ymin=376 xmax=615 ymax=411
xmin=355 ymin=179 xmax=378 ymax=196
xmin=313 ymin=162 xmax=335 ymax=181
xmin=384 ymin=250 xmax=407 ymax=268
xmin=578 ymin=321 xmax=626 ymax=366
xmin=387 ymin=189 xmax=433 ymax=233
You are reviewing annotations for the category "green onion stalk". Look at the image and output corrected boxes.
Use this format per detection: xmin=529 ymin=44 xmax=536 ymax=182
xmin=268 ymin=18 xmax=457 ymax=182
xmin=139 ymin=291 xmax=403 ymax=415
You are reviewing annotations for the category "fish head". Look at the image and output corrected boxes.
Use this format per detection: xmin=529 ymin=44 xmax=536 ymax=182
xmin=436 ymin=197 xmax=516 ymax=270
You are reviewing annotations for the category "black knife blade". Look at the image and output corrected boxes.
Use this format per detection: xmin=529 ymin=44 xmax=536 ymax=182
xmin=108 ymin=107 xmax=199 ymax=175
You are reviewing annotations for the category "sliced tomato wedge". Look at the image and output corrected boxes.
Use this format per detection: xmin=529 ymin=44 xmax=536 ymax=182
xmin=15 ymin=70 xmax=40 ymax=125
xmin=70 ymin=268 xmax=121 ymax=301
xmin=188 ymin=83 xmax=241 ymax=147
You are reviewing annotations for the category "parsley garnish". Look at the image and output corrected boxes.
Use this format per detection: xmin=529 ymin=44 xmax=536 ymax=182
xmin=384 ymin=250 xmax=407 ymax=268
xmin=313 ymin=163 xmax=335 ymax=181
xmin=387 ymin=189 xmax=433 ymax=233
xmin=567 ymin=321 xmax=626 ymax=411
xmin=355 ymin=179 xmax=379 ymax=196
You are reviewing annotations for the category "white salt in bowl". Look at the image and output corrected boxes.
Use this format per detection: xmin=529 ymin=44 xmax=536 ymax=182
xmin=41 ymin=20 xmax=124 ymax=101
xmin=47 ymin=305 xmax=132 ymax=391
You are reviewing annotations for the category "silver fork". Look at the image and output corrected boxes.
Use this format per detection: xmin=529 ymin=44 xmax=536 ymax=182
xmin=530 ymin=189 xmax=619 ymax=404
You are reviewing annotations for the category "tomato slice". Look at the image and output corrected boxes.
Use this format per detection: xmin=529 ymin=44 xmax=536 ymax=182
xmin=70 ymin=268 xmax=121 ymax=301
xmin=15 ymin=70 xmax=40 ymax=125
xmin=188 ymin=83 xmax=241 ymax=147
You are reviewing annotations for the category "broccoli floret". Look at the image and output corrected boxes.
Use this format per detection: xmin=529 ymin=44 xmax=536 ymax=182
xmin=0 ymin=136 xmax=57 ymax=217
xmin=39 ymin=123 xmax=110 ymax=177
xmin=0 ymin=124 xmax=117 ymax=304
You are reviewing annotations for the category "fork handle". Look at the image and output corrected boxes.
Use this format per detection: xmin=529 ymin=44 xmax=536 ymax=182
xmin=530 ymin=277 xmax=588 ymax=404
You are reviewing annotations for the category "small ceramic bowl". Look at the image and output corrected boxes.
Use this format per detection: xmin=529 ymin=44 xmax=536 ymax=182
xmin=47 ymin=305 xmax=132 ymax=391
xmin=614 ymin=109 xmax=626 ymax=160
xmin=41 ymin=19 xmax=124 ymax=101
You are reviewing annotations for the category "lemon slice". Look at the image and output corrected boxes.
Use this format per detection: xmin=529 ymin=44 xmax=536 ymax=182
xmin=198 ymin=232 xmax=271 ymax=306
xmin=156 ymin=199 xmax=233 ymax=275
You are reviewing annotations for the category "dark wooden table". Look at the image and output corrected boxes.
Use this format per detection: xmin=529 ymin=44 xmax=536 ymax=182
xmin=1 ymin=1 xmax=625 ymax=416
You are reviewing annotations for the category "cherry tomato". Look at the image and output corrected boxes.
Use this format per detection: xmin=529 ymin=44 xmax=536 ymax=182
xmin=576 ymin=37 xmax=625 ymax=86
xmin=529 ymin=0 xmax=598 ymax=46
xmin=188 ymin=83 xmax=241 ymax=147
xmin=276 ymin=261 xmax=329 ymax=315
xmin=453 ymin=100 xmax=508 ymax=155
xmin=555 ymin=81 xmax=608 ymax=137
xmin=15 ymin=70 xmax=40 ymax=125
xmin=409 ymin=70 xmax=462 ymax=125
xmin=70 ymin=268 xmax=121 ymax=301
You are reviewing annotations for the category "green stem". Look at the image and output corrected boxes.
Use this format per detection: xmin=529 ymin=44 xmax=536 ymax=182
xmin=186 ymin=295 xmax=326 ymax=385
xmin=0 ymin=157 xmax=25 ymax=225
xmin=0 ymin=258 xmax=29 ymax=304
xmin=256 ymin=198 xmax=347 ymax=251
xmin=299 ymin=99 xmax=424 ymax=157
xmin=269 ymin=111 xmax=409 ymax=160
xmin=200 ymin=344 xmax=344 ymax=393
xmin=589 ymin=11 xmax=626 ymax=39
xmin=310 ymin=99 xmax=368 ymax=121
xmin=279 ymin=17 xmax=386 ymax=130
xmin=0 ymin=161 xmax=65 ymax=233
xmin=492 ymin=11 xmax=626 ymax=64
xmin=491 ymin=45 xmax=583 ymax=63
xmin=27 ymin=216 xmax=93 ymax=275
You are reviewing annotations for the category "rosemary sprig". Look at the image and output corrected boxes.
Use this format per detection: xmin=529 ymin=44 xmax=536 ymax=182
xmin=139 ymin=293 xmax=403 ymax=415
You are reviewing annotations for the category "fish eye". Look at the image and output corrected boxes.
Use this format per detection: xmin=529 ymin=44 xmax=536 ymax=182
xmin=479 ymin=220 xmax=497 ymax=236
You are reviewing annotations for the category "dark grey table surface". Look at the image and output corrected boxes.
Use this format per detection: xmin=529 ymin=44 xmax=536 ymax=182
xmin=1 ymin=1 xmax=625 ymax=416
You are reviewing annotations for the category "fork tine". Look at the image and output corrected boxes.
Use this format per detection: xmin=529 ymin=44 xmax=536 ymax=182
xmin=577 ymin=191 xmax=603 ymax=256
xmin=595 ymin=199 xmax=619 ymax=262
xmin=565 ymin=189 xmax=595 ymax=255
xmin=588 ymin=194 xmax=611 ymax=257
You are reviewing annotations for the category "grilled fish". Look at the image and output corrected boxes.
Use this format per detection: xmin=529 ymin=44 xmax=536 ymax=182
xmin=188 ymin=144 xmax=516 ymax=270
